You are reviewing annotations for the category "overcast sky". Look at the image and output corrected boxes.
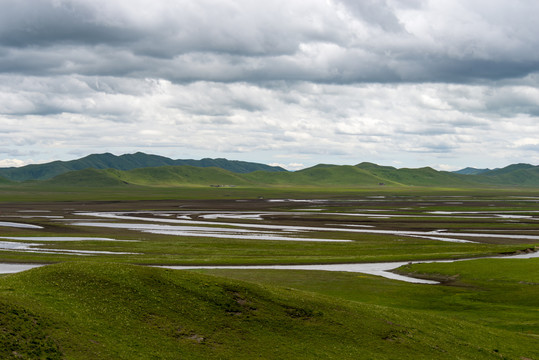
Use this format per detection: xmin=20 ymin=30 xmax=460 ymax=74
xmin=1 ymin=0 xmax=539 ymax=170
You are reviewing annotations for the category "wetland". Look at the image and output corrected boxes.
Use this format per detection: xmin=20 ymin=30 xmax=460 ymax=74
xmin=1 ymin=190 xmax=538 ymax=359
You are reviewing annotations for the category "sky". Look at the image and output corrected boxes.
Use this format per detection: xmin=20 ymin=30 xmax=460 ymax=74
xmin=1 ymin=0 xmax=539 ymax=171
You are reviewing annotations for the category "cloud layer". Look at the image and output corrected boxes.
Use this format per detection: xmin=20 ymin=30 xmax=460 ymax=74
xmin=1 ymin=0 xmax=539 ymax=169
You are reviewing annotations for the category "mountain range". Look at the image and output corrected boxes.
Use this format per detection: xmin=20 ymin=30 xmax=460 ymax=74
xmin=0 ymin=152 xmax=286 ymax=182
xmin=0 ymin=152 xmax=538 ymax=188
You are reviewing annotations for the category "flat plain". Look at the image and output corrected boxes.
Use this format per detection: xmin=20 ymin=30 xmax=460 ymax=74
xmin=0 ymin=185 xmax=538 ymax=359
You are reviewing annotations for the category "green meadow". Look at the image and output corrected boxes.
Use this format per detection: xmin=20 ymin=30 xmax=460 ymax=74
xmin=0 ymin=183 xmax=538 ymax=359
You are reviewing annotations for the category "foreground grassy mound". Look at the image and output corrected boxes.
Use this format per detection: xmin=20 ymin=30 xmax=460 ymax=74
xmin=0 ymin=262 xmax=537 ymax=359
xmin=397 ymin=258 xmax=539 ymax=334
xmin=204 ymin=258 xmax=539 ymax=339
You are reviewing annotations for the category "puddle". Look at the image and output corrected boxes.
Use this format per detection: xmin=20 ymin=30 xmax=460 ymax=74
xmin=2 ymin=249 xmax=537 ymax=283
xmin=0 ymin=236 xmax=136 ymax=242
xmin=72 ymin=222 xmax=352 ymax=242
xmin=199 ymin=213 xmax=264 ymax=220
xmin=158 ymin=251 xmax=539 ymax=285
xmin=0 ymin=221 xmax=43 ymax=229
xmin=267 ymin=199 xmax=327 ymax=203
xmin=75 ymin=211 xmax=539 ymax=243
xmin=408 ymin=235 xmax=473 ymax=243
xmin=0 ymin=241 xmax=138 ymax=255
xmin=495 ymin=214 xmax=534 ymax=219
xmin=73 ymin=211 xmax=525 ymax=243
xmin=0 ymin=263 xmax=43 ymax=273
xmin=331 ymin=224 xmax=375 ymax=228
xmin=16 ymin=216 xmax=64 ymax=219
xmin=156 ymin=262 xmax=439 ymax=284
xmin=0 ymin=237 xmax=139 ymax=256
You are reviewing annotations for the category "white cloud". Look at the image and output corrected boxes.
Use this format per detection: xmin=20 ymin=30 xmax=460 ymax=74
xmin=0 ymin=159 xmax=27 ymax=167
xmin=269 ymin=163 xmax=305 ymax=171
xmin=1 ymin=76 xmax=538 ymax=168
xmin=435 ymin=164 xmax=460 ymax=172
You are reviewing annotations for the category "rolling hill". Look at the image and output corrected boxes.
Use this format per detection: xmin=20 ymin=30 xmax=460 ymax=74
xmin=29 ymin=161 xmax=539 ymax=188
xmin=1 ymin=262 xmax=536 ymax=359
xmin=0 ymin=152 xmax=286 ymax=182
xmin=113 ymin=166 xmax=253 ymax=187
xmin=243 ymin=164 xmax=400 ymax=187
xmin=479 ymin=163 xmax=535 ymax=176
xmin=474 ymin=165 xmax=539 ymax=186
xmin=355 ymin=162 xmax=477 ymax=187
xmin=2 ymin=152 xmax=538 ymax=188
xmin=0 ymin=175 xmax=14 ymax=185
xmin=39 ymin=166 xmax=253 ymax=187
xmin=38 ymin=164 xmax=422 ymax=188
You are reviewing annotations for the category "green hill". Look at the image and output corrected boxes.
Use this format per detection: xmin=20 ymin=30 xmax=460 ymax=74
xmin=41 ymin=168 xmax=130 ymax=187
xmin=481 ymin=163 xmax=535 ymax=176
xmin=42 ymin=166 xmax=256 ymax=187
xmin=475 ymin=166 xmax=539 ymax=186
xmin=449 ymin=163 xmax=539 ymax=187
xmin=242 ymin=164 xmax=392 ymax=187
xmin=116 ymin=166 xmax=254 ymax=186
xmin=0 ymin=262 xmax=536 ymax=359
xmin=0 ymin=175 xmax=14 ymax=185
xmin=356 ymin=162 xmax=476 ymax=187
xmin=280 ymin=164 xmax=396 ymax=186
xmin=12 ymin=160 xmax=539 ymax=188
xmin=0 ymin=152 xmax=286 ymax=182
xmin=41 ymin=164 xmax=397 ymax=188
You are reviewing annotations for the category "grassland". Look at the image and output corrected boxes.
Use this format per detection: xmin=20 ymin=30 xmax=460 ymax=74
xmin=0 ymin=186 xmax=538 ymax=358
xmin=1 ymin=262 xmax=538 ymax=360
xmin=203 ymin=258 xmax=539 ymax=336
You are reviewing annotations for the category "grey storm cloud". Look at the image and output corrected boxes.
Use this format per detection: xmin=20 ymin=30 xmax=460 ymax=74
xmin=335 ymin=0 xmax=405 ymax=32
xmin=1 ymin=0 xmax=539 ymax=84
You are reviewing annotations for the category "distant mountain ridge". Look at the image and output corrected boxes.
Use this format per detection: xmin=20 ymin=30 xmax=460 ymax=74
xmin=453 ymin=167 xmax=492 ymax=175
xmin=0 ymin=152 xmax=286 ymax=182
xmin=28 ymin=161 xmax=539 ymax=188
xmin=1 ymin=153 xmax=538 ymax=187
xmin=453 ymin=164 xmax=535 ymax=176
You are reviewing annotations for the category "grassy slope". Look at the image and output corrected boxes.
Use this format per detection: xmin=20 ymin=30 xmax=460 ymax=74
xmin=40 ymin=164 xmax=396 ymax=188
xmin=476 ymin=166 xmax=539 ymax=186
xmin=481 ymin=163 xmax=535 ymax=176
xmin=277 ymin=164 xmax=398 ymax=186
xmin=397 ymin=258 xmax=539 ymax=326
xmin=203 ymin=258 xmax=539 ymax=337
xmin=356 ymin=162 xmax=478 ymax=187
xmin=116 ymin=166 xmax=254 ymax=186
xmin=40 ymin=168 xmax=130 ymax=187
xmin=1 ymin=262 xmax=537 ymax=359
xmin=38 ymin=166 xmax=255 ymax=187
xmin=0 ymin=176 xmax=14 ymax=185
